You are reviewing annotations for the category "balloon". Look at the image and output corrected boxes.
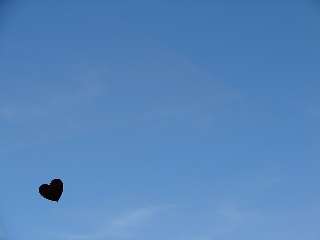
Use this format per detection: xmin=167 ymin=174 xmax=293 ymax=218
xmin=39 ymin=179 xmax=63 ymax=202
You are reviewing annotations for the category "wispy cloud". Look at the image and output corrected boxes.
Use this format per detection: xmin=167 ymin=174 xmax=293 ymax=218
xmin=111 ymin=207 xmax=160 ymax=228
xmin=51 ymin=204 xmax=175 ymax=240
xmin=201 ymin=201 xmax=256 ymax=239
xmin=102 ymin=205 xmax=173 ymax=238
xmin=218 ymin=202 xmax=250 ymax=222
xmin=0 ymin=66 xmax=108 ymax=124
xmin=1 ymin=26 xmax=244 ymax=153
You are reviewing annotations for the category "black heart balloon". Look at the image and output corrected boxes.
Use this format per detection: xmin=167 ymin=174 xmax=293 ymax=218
xmin=39 ymin=179 xmax=63 ymax=202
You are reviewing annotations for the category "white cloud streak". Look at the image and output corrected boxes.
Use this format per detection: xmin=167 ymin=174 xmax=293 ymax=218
xmin=201 ymin=202 xmax=256 ymax=240
xmin=0 ymin=66 xmax=108 ymax=124
xmin=51 ymin=204 xmax=175 ymax=240
xmin=0 ymin=25 xmax=243 ymax=153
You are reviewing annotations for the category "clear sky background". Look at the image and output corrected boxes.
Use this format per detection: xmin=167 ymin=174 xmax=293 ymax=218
xmin=0 ymin=1 xmax=319 ymax=240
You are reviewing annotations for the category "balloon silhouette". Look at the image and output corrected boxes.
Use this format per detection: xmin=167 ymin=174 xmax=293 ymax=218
xmin=39 ymin=179 xmax=63 ymax=202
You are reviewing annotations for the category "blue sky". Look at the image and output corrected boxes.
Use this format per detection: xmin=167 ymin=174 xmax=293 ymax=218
xmin=0 ymin=1 xmax=319 ymax=239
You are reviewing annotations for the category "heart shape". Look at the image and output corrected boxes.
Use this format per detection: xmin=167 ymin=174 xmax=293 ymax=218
xmin=39 ymin=179 xmax=63 ymax=202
